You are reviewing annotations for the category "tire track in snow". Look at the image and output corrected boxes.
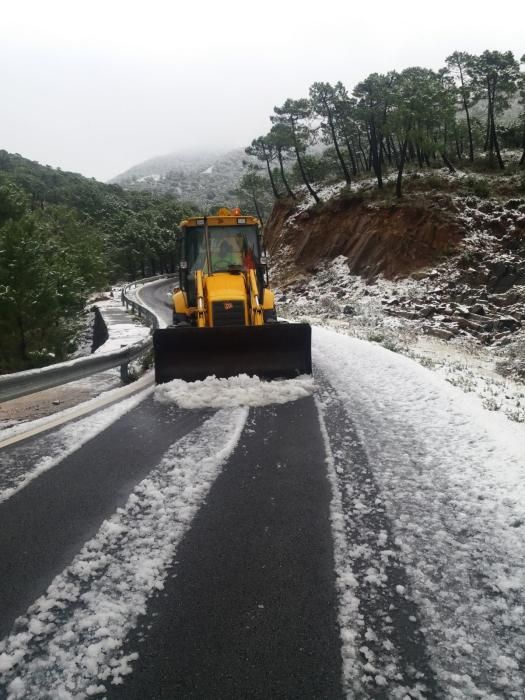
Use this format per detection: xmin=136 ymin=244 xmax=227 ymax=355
xmin=107 ymin=396 xmax=343 ymax=699
xmin=316 ymin=379 xmax=438 ymax=699
xmin=0 ymin=407 xmax=248 ymax=699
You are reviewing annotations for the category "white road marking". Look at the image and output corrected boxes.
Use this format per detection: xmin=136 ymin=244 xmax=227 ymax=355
xmin=0 ymin=373 xmax=153 ymax=450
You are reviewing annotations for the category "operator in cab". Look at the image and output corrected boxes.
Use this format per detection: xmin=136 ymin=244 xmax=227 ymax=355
xmin=213 ymin=240 xmax=241 ymax=270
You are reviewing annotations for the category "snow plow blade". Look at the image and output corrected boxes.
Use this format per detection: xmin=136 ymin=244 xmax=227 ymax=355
xmin=153 ymin=323 xmax=312 ymax=383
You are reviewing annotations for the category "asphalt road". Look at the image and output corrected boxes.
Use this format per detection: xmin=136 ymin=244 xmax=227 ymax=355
xmin=0 ymin=398 xmax=212 ymax=640
xmin=0 ymin=399 xmax=345 ymax=698
xmin=137 ymin=279 xmax=175 ymax=327
xmin=0 ymin=282 xmax=439 ymax=698
xmin=109 ymin=397 xmax=344 ymax=699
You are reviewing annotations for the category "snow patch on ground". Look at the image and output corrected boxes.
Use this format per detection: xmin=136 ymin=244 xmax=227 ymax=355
xmin=94 ymin=289 xmax=150 ymax=354
xmin=154 ymin=373 xmax=315 ymax=408
xmin=276 ymin=254 xmax=525 ymax=427
xmin=0 ymin=407 xmax=248 ymax=698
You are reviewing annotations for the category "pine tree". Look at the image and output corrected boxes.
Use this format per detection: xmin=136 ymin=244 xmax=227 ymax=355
xmin=466 ymin=51 xmax=521 ymax=169
xmin=266 ymin=124 xmax=296 ymax=199
xmin=445 ymin=52 xmax=475 ymax=161
xmin=309 ymin=82 xmax=351 ymax=184
xmin=354 ymin=73 xmax=396 ymax=188
xmin=519 ymin=53 xmax=525 ymax=165
xmin=272 ymin=99 xmax=320 ymax=203
xmin=389 ymin=68 xmax=453 ymax=196
xmin=245 ymin=137 xmax=281 ymax=199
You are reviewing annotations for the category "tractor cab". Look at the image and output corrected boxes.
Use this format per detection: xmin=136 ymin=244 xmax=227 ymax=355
xmin=179 ymin=209 xmax=266 ymax=306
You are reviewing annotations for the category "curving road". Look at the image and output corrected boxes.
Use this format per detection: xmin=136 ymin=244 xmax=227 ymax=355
xmin=136 ymin=279 xmax=175 ymax=327
xmin=1 ymin=281 xmax=524 ymax=699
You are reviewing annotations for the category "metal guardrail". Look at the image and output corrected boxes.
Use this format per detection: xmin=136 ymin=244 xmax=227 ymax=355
xmin=0 ymin=274 xmax=176 ymax=403
xmin=121 ymin=273 xmax=177 ymax=329
xmin=0 ymin=338 xmax=153 ymax=403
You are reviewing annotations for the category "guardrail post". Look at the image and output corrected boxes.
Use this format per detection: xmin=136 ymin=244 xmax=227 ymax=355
xmin=120 ymin=362 xmax=131 ymax=383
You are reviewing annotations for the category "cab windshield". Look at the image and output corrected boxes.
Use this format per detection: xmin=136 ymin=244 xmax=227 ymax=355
xmin=184 ymin=226 xmax=207 ymax=275
xmin=208 ymin=226 xmax=259 ymax=272
xmin=184 ymin=225 xmax=259 ymax=275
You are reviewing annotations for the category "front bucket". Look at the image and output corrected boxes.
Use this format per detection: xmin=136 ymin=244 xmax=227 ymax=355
xmin=153 ymin=323 xmax=312 ymax=383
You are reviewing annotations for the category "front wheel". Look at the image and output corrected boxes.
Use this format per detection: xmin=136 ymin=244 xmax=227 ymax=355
xmin=172 ymin=312 xmax=190 ymax=327
xmin=263 ymin=308 xmax=278 ymax=323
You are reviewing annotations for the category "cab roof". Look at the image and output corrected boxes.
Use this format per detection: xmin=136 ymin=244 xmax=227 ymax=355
xmin=180 ymin=208 xmax=260 ymax=228
xmin=181 ymin=215 xmax=260 ymax=228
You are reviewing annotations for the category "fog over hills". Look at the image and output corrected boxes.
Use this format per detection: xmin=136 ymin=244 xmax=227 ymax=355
xmin=111 ymin=148 xmax=253 ymax=211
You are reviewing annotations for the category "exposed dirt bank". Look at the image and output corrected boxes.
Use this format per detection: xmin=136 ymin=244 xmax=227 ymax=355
xmin=265 ymin=193 xmax=464 ymax=281
xmin=265 ymin=181 xmax=525 ymax=371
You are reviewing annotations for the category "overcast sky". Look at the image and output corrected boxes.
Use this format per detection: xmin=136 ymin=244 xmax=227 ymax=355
xmin=1 ymin=0 xmax=523 ymax=181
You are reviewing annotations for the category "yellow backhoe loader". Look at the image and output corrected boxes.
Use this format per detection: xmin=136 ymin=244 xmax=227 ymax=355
xmin=153 ymin=208 xmax=311 ymax=383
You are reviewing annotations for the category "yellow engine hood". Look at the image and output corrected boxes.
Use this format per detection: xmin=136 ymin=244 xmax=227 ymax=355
xmin=204 ymin=273 xmax=247 ymax=302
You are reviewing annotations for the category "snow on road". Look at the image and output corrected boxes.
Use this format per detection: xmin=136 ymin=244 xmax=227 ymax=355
xmin=0 ymin=388 xmax=153 ymax=503
xmin=155 ymin=373 xmax=315 ymax=409
xmin=313 ymin=325 xmax=525 ymax=698
xmin=0 ymin=407 xmax=248 ymax=698
xmin=134 ymin=280 xmax=171 ymax=328
xmin=2 ymin=314 xmax=525 ymax=698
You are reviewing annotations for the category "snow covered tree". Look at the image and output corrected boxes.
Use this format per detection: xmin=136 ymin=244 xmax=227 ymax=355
xmin=0 ymin=178 xmax=29 ymax=225
xmin=0 ymin=214 xmax=90 ymax=368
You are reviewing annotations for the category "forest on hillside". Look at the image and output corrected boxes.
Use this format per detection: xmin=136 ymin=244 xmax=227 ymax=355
xmin=114 ymin=149 xmax=251 ymax=213
xmin=0 ymin=151 xmax=198 ymax=372
xmin=240 ymin=50 xmax=525 ymax=214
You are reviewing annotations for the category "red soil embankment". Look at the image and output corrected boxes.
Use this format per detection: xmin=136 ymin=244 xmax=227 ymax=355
xmin=264 ymin=194 xmax=464 ymax=281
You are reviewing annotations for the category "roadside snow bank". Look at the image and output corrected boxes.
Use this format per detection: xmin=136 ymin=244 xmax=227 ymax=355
xmin=0 ymin=407 xmax=247 ymax=698
xmin=94 ymin=289 xmax=150 ymax=354
xmin=313 ymin=326 xmax=525 ymax=698
xmin=155 ymin=373 xmax=315 ymax=408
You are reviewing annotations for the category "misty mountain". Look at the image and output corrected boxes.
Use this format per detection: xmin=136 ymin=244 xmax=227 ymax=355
xmin=111 ymin=148 xmax=254 ymax=211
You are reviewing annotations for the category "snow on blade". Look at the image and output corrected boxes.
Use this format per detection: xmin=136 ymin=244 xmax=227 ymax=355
xmin=313 ymin=325 xmax=525 ymax=698
xmin=154 ymin=373 xmax=315 ymax=409
xmin=0 ymin=407 xmax=247 ymax=698
xmin=0 ymin=388 xmax=152 ymax=503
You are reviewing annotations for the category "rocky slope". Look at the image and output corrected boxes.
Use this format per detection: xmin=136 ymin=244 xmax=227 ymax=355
xmin=265 ymin=172 xmax=525 ymax=377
